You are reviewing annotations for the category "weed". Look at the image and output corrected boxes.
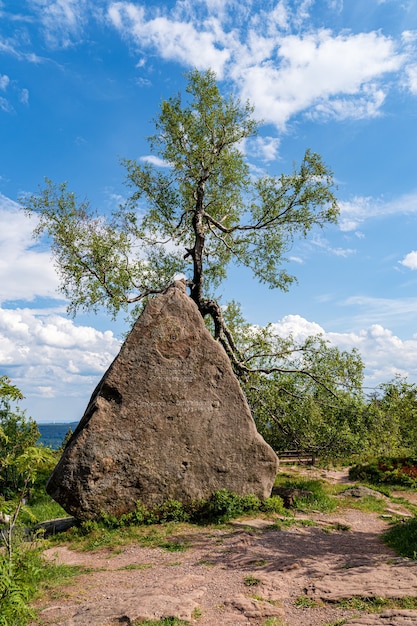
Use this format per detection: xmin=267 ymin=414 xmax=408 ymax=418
xmin=244 ymin=575 xmax=261 ymax=586
xmin=262 ymin=618 xmax=287 ymax=626
xmin=251 ymin=595 xmax=282 ymax=607
xmin=191 ymin=606 xmax=202 ymax=619
xmin=294 ymin=595 xmax=319 ymax=608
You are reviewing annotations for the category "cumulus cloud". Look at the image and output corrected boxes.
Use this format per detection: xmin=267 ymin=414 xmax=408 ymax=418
xmin=400 ymin=251 xmax=417 ymax=270
xmin=0 ymin=305 xmax=120 ymax=420
xmin=107 ymin=2 xmax=231 ymax=77
xmin=107 ymin=1 xmax=409 ymax=129
xmin=246 ymin=136 xmax=281 ymax=162
xmin=269 ymin=313 xmax=417 ymax=389
xmin=0 ymin=194 xmax=59 ymax=302
xmin=140 ymin=155 xmax=171 ymax=168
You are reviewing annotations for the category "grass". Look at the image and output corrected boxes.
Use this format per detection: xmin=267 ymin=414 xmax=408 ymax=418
xmin=271 ymin=517 xmax=317 ymax=530
xmin=339 ymin=494 xmax=388 ymax=515
xmin=18 ymin=492 xmax=68 ymax=526
xmin=383 ymin=517 xmax=417 ymax=558
xmin=244 ymin=574 xmax=261 ymax=586
xmin=0 ymin=545 xmax=86 ymax=626
xmin=334 ymin=596 xmax=417 ymax=612
xmin=273 ymin=475 xmax=337 ymax=513
xmin=294 ymin=595 xmax=320 ymax=608
xmin=57 ymin=520 xmax=196 ymax=553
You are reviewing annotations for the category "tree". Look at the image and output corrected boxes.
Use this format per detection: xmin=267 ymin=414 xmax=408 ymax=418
xmin=222 ymin=316 xmax=366 ymax=459
xmin=0 ymin=377 xmax=55 ymax=626
xmin=0 ymin=377 xmax=40 ymax=498
xmin=364 ymin=375 xmax=417 ymax=456
xmin=24 ymin=69 xmax=340 ymax=380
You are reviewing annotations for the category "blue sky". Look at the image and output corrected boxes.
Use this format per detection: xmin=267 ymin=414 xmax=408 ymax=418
xmin=2 ymin=0 xmax=417 ymax=422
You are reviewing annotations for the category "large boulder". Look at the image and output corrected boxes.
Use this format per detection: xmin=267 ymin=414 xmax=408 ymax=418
xmin=47 ymin=280 xmax=278 ymax=520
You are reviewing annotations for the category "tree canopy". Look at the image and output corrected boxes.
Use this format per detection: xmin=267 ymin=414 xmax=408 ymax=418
xmin=24 ymin=69 xmax=340 ymax=378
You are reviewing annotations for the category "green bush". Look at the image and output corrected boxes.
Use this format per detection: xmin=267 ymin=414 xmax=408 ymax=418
xmin=71 ymin=490 xmax=286 ymax=531
xmin=260 ymin=496 xmax=287 ymax=515
xmin=197 ymin=490 xmax=261 ymax=523
xmin=349 ymin=457 xmax=417 ymax=488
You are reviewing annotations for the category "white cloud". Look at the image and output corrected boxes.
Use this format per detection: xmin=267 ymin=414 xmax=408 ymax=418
xmin=0 ymin=194 xmax=60 ymax=302
xmin=247 ymin=136 xmax=281 ymax=162
xmin=140 ymin=155 xmax=170 ymax=168
xmin=310 ymin=234 xmax=356 ymax=258
xmin=19 ymin=88 xmax=29 ymax=104
xmin=107 ymin=2 xmax=409 ymax=128
xmin=270 ymin=314 xmax=324 ymax=343
xmin=0 ymin=96 xmax=13 ymax=113
xmin=107 ymin=2 xmax=231 ymax=77
xmin=400 ymin=251 xmax=417 ymax=270
xmin=28 ymin=0 xmax=90 ymax=48
xmin=0 ymin=74 xmax=10 ymax=90
xmin=0 ymin=306 xmax=120 ymax=419
xmin=405 ymin=64 xmax=417 ymax=94
xmin=339 ymin=191 xmax=417 ymax=231
xmin=236 ymin=30 xmax=402 ymax=128
xmin=269 ymin=313 xmax=417 ymax=389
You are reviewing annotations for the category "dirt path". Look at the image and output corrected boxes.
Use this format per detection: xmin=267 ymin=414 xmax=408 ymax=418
xmin=31 ymin=469 xmax=417 ymax=626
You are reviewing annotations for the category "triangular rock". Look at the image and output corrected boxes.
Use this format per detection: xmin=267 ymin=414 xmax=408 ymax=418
xmin=47 ymin=281 xmax=278 ymax=520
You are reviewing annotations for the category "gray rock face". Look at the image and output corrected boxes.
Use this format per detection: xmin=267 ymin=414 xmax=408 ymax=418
xmin=47 ymin=280 xmax=278 ymax=520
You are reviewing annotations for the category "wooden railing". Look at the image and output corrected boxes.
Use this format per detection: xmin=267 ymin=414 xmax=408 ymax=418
xmin=278 ymin=450 xmax=317 ymax=465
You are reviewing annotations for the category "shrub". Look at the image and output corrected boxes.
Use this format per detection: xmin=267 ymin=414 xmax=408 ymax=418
xmin=349 ymin=457 xmax=417 ymax=488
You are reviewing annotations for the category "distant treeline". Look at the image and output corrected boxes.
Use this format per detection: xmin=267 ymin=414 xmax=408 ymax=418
xmin=37 ymin=422 xmax=78 ymax=450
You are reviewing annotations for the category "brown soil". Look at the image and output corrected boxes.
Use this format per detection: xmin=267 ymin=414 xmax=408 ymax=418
xmin=31 ymin=468 xmax=417 ymax=626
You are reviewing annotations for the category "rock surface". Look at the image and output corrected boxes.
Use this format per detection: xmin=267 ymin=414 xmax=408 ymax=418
xmin=47 ymin=280 xmax=278 ymax=520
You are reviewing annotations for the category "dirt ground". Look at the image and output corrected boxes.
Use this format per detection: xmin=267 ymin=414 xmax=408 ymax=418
xmin=31 ymin=468 xmax=417 ymax=626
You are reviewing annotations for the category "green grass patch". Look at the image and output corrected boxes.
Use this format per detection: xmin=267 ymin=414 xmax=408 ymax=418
xmin=295 ymin=595 xmax=320 ymax=608
xmin=383 ymin=517 xmax=417 ymax=559
xmin=335 ymin=596 xmax=417 ymax=612
xmin=273 ymin=476 xmax=337 ymax=513
xmin=340 ymin=494 xmax=388 ymax=514
xmin=18 ymin=493 xmax=67 ymax=526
